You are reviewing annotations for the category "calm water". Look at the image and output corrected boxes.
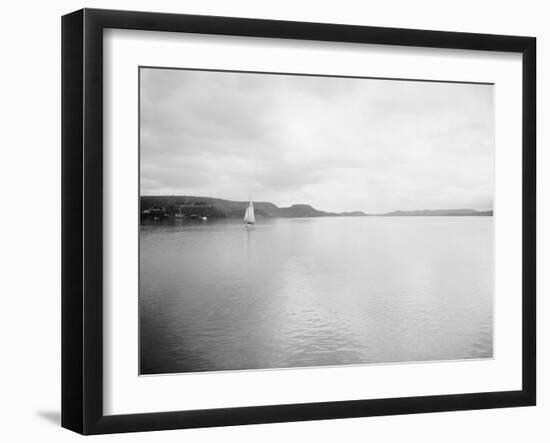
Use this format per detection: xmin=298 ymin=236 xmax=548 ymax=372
xmin=139 ymin=216 xmax=493 ymax=374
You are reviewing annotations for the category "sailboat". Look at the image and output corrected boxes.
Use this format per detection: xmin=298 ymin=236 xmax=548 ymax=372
xmin=243 ymin=198 xmax=255 ymax=227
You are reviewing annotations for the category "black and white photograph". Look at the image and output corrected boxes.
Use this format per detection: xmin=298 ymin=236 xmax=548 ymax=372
xmin=139 ymin=67 xmax=494 ymax=375
xmin=52 ymin=4 xmax=540 ymax=437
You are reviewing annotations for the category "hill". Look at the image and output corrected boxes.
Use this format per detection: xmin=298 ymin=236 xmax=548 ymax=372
xmin=140 ymin=196 xmax=492 ymax=219
xmin=140 ymin=196 xmax=365 ymax=219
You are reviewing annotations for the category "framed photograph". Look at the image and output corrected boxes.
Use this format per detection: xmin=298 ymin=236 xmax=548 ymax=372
xmin=62 ymin=8 xmax=536 ymax=434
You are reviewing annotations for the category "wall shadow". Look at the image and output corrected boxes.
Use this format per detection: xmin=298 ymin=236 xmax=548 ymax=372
xmin=36 ymin=410 xmax=60 ymax=426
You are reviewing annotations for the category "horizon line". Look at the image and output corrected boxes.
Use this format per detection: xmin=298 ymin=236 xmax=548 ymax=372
xmin=140 ymin=194 xmax=493 ymax=215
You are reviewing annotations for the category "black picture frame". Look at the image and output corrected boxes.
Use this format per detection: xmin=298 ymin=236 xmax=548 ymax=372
xmin=62 ymin=8 xmax=536 ymax=435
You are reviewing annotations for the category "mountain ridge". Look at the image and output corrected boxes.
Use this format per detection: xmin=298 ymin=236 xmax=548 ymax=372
xmin=382 ymin=208 xmax=493 ymax=216
xmin=140 ymin=196 xmax=492 ymax=219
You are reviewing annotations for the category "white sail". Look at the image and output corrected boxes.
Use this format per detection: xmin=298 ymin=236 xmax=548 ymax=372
xmin=244 ymin=199 xmax=255 ymax=224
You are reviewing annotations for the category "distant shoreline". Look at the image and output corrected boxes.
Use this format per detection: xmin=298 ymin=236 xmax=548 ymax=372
xmin=140 ymin=195 xmax=492 ymax=221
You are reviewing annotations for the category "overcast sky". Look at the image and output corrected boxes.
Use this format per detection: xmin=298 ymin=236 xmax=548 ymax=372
xmin=140 ymin=68 xmax=493 ymax=213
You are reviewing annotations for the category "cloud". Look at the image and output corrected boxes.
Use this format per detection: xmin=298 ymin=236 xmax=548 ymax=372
xmin=140 ymin=68 xmax=493 ymax=213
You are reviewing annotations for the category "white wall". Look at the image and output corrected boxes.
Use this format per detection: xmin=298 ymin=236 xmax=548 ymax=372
xmin=0 ymin=0 xmax=545 ymax=441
